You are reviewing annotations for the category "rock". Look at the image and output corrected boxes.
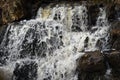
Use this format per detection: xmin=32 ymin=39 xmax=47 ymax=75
xmin=0 ymin=0 xmax=41 ymax=25
xmin=78 ymin=72 xmax=107 ymax=80
xmin=0 ymin=8 xmax=2 ymax=25
xmin=77 ymin=51 xmax=106 ymax=72
xmin=0 ymin=0 xmax=25 ymax=24
xmin=12 ymin=60 xmax=38 ymax=80
xmin=106 ymin=50 xmax=120 ymax=69
xmin=77 ymin=51 xmax=107 ymax=80
xmin=105 ymin=50 xmax=120 ymax=80
xmin=109 ymin=21 xmax=120 ymax=50
xmin=0 ymin=0 xmax=119 ymax=26
xmin=88 ymin=4 xmax=99 ymax=26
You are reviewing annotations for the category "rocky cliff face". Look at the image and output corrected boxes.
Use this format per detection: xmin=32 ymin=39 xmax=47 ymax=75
xmin=0 ymin=0 xmax=120 ymax=25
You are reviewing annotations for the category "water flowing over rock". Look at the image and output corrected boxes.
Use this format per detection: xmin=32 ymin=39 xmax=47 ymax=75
xmin=0 ymin=3 xmax=111 ymax=80
xmin=1 ymin=1 xmax=120 ymax=80
xmin=0 ymin=0 xmax=120 ymax=25
xmin=0 ymin=0 xmax=41 ymax=25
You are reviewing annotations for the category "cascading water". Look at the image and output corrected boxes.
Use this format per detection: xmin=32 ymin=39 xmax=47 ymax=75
xmin=0 ymin=3 xmax=110 ymax=80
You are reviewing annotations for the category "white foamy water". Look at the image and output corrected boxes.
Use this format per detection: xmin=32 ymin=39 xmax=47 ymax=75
xmin=0 ymin=4 xmax=110 ymax=80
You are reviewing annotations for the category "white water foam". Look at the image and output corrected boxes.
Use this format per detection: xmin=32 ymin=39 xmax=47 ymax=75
xmin=0 ymin=4 xmax=110 ymax=80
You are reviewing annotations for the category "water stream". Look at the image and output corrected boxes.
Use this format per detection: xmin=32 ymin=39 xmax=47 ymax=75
xmin=0 ymin=4 xmax=110 ymax=80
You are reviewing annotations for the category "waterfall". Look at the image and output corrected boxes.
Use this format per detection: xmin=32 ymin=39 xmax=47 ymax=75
xmin=0 ymin=3 xmax=110 ymax=80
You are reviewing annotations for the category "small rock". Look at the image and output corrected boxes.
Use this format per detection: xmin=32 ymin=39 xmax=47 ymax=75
xmin=77 ymin=51 xmax=107 ymax=80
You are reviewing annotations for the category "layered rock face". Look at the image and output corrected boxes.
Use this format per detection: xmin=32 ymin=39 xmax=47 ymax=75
xmin=0 ymin=0 xmax=120 ymax=25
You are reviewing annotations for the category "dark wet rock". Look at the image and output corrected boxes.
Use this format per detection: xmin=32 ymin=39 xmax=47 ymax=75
xmin=110 ymin=21 xmax=120 ymax=30
xmin=77 ymin=50 xmax=120 ymax=80
xmin=104 ymin=50 xmax=120 ymax=80
xmin=115 ymin=4 xmax=120 ymax=20
xmin=78 ymin=72 xmax=107 ymax=80
xmin=88 ymin=4 xmax=99 ymax=26
xmin=106 ymin=50 xmax=120 ymax=69
xmin=12 ymin=60 xmax=38 ymax=80
xmin=77 ymin=51 xmax=106 ymax=72
xmin=84 ymin=37 xmax=89 ymax=48
xmin=107 ymin=3 xmax=120 ymax=22
xmin=95 ymin=39 xmax=103 ymax=50
xmin=77 ymin=51 xmax=107 ymax=80
xmin=111 ymin=69 xmax=120 ymax=80
xmin=0 ymin=8 xmax=2 ymax=25
xmin=109 ymin=21 xmax=120 ymax=50
xmin=0 ymin=0 xmax=41 ymax=25
xmin=107 ymin=4 xmax=117 ymax=22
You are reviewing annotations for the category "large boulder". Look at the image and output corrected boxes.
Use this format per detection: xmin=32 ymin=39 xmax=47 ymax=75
xmin=0 ymin=0 xmax=41 ymax=25
xmin=0 ymin=0 xmax=25 ymax=24
xmin=77 ymin=50 xmax=120 ymax=80
xmin=0 ymin=0 xmax=119 ymax=26
xmin=77 ymin=51 xmax=107 ymax=80
xmin=105 ymin=50 xmax=120 ymax=79
xmin=77 ymin=51 xmax=106 ymax=72
xmin=0 ymin=8 xmax=2 ymax=25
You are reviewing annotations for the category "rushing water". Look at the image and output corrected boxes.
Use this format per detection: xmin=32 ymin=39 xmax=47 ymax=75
xmin=0 ymin=4 xmax=110 ymax=80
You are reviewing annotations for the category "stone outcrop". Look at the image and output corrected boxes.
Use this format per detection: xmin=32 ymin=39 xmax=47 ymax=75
xmin=106 ymin=50 xmax=120 ymax=69
xmin=77 ymin=51 xmax=106 ymax=72
xmin=0 ymin=0 xmax=41 ymax=25
xmin=0 ymin=0 xmax=119 ymax=26
xmin=105 ymin=50 xmax=120 ymax=80
xmin=109 ymin=21 xmax=120 ymax=50
xmin=77 ymin=51 xmax=107 ymax=80
xmin=77 ymin=50 xmax=120 ymax=80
